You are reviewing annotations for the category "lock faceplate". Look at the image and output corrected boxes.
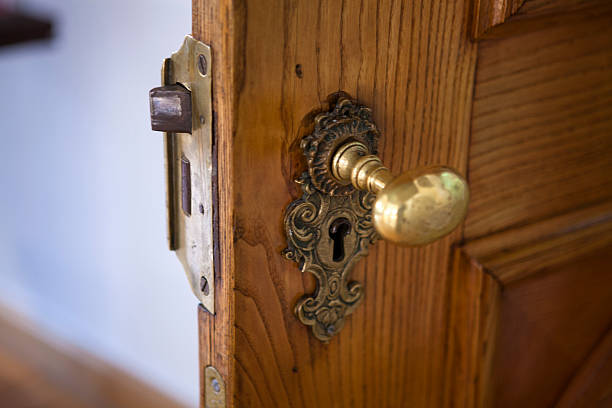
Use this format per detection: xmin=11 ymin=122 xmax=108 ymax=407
xmin=283 ymin=98 xmax=380 ymax=342
xmin=156 ymin=36 xmax=215 ymax=313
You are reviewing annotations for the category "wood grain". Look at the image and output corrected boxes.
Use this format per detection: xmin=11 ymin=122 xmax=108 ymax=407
xmin=492 ymin=246 xmax=612 ymax=408
xmin=454 ymin=6 xmax=612 ymax=401
xmin=193 ymin=1 xmax=612 ymax=406
xmin=448 ymin=216 xmax=612 ymax=408
xmin=464 ymin=201 xmax=612 ymax=284
xmin=0 ymin=309 xmax=184 ymax=408
xmin=474 ymin=0 xmax=612 ymax=40
xmin=443 ymin=248 xmax=500 ymax=408
xmin=519 ymin=0 xmax=612 ymax=16
xmin=471 ymin=0 xmax=612 ymax=39
xmin=472 ymin=0 xmax=525 ymax=39
xmin=193 ymin=1 xmax=239 ymax=406
xmin=194 ymin=0 xmax=477 ymax=406
xmin=556 ymin=326 xmax=612 ymax=408
xmin=466 ymin=10 xmax=612 ymax=240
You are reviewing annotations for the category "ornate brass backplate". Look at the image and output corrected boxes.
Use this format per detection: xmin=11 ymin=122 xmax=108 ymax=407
xmin=283 ymin=98 xmax=380 ymax=342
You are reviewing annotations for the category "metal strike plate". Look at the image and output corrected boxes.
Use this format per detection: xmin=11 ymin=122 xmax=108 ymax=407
xmin=155 ymin=36 xmax=215 ymax=313
xmin=283 ymin=98 xmax=380 ymax=342
xmin=204 ymin=366 xmax=226 ymax=407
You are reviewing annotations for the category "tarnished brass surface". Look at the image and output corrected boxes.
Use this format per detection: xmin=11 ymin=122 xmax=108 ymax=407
xmin=373 ymin=167 xmax=469 ymax=245
xmin=332 ymin=141 xmax=393 ymax=194
xmin=283 ymin=174 xmax=377 ymax=342
xmin=283 ymin=97 xmax=469 ymax=341
xmin=204 ymin=366 xmax=226 ymax=408
xmin=300 ymin=97 xmax=379 ymax=196
xmin=159 ymin=36 xmax=215 ymax=312
xmin=332 ymin=141 xmax=469 ymax=246
xmin=283 ymin=98 xmax=379 ymax=342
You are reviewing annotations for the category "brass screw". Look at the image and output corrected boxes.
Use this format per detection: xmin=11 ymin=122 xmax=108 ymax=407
xmin=211 ymin=378 xmax=221 ymax=393
xmin=198 ymin=54 xmax=207 ymax=76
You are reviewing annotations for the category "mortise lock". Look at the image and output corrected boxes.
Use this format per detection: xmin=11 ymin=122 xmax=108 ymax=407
xmin=283 ymin=96 xmax=469 ymax=341
xmin=148 ymin=36 xmax=215 ymax=314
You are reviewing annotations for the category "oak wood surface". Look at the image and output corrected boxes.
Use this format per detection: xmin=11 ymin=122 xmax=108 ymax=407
xmin=448 ymin=245 xmax=612 ymax=408
xmin=472 ymin=0 xmax=612 ymax=39
xmin=519 ymin=0 xmax=612 ymax=16
xmin=556 ymin=327 xmax=612 ymax=408
xmin=463 ymin=201 xmax=612 ymax=284
xmin=193 ymin=1 xmax=238 ymax=406
xmin=447 ymin=207 xmax=612 ymax=408
xmin=194 ymin=0 xmax=477 ymax=406
xmin=465 ymin=9 xmax=612 ymax=240
xmin=444 ymin=249 xmax=500 ymax=408
xmin=492 ymin=246 xmax=612 ymax=408
xmin=472 ymin=0 xmax=525 ymax=39
xmin=447 ymin=6 xmax=612 ymax=406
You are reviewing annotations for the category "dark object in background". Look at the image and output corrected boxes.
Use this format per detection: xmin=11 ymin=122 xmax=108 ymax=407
xmin=0 ymin=9 xmax=52 ymax=47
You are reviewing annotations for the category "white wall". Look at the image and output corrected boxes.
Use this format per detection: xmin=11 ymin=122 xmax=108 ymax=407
xmin=0 ymin=0 xmax=198 ymax=405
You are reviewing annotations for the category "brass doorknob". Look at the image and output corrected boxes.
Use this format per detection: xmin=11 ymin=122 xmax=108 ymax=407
xmin=331 ymin=141 xmax=469 ymax=246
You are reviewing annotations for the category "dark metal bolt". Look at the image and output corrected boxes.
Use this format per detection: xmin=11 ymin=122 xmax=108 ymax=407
xmin=149 ymin=84 xmax=192 ymax=133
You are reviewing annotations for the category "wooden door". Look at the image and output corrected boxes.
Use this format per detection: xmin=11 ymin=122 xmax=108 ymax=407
xmin=192 ymin=0 xmax=612 ymax=406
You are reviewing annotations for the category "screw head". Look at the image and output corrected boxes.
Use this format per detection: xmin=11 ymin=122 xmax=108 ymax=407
xmin=200 ymin=276 xmax=209 ymax=295
xmin=197 ymin=54 xmax=207 ymax=76
xmin=211 ymin=378 xmax=221 ymax=393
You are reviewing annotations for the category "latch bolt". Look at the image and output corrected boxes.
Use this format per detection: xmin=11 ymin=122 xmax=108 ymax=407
xmin=149 ymin=84 xmax=192 ymax=134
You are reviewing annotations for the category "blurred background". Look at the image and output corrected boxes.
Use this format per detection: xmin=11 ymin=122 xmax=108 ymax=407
xmin=0 ymin=0 xmax=197 ymax=406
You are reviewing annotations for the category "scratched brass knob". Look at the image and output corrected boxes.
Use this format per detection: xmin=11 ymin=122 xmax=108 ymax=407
xmin=331 ymin=141 xmax=469 ymax=246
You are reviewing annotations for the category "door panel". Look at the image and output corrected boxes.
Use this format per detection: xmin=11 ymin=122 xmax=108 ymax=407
xmin=494 ymin=246 xmax=612 ymax=407
xmin=556 ymin=328 xmax=612 ymax=408
xmin=466 ymin=10 xmax=612 ymax=239
xmin=448 ymin=8 xmax=612 ymax=406
xmin=449 ymin=208 xmax=612 ymax=407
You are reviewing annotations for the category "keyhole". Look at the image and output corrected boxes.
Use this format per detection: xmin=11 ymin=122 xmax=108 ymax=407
xmin=329 ymin=218 xmax=351 ymax=262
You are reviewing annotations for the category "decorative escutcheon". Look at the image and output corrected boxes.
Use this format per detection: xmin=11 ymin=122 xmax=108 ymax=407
xmin=283 ymin=98 xmax=379 ymax=342
xmin=283 ymin=97 xmax=469 ymax=342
